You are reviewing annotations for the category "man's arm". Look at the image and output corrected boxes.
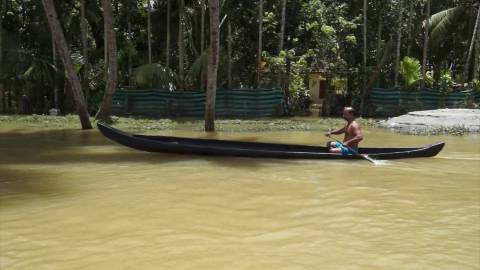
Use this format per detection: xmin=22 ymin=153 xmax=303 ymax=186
xmin=325 ymin=126 xmax=346 ymax=136
xmin=344 ymin=123 xmax=363 ymax=146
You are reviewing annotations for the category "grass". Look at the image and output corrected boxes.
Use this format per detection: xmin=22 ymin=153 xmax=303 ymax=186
xmin=0 ymin=114 xmax=381 ymax=133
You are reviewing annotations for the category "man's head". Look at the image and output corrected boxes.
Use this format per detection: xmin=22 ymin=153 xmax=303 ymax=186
xmin=342 ymin=107 xmax=357 ymax=121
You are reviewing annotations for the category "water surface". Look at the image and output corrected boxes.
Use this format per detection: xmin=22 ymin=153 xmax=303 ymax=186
xmin=1 ymin=124 xmax=479 ymax=269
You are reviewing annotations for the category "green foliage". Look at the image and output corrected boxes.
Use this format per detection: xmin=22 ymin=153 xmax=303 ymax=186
xmin=399 ymin=57 xmax=421 ymax=88
xmin=133 ymin=64 xmax=177 ymax=90
xmin=439 ymin=69 xmax=454 ymax=89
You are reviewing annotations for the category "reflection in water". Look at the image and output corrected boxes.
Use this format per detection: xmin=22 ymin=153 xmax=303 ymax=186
xmin=0 ymin=126 xmax=479 ymax=269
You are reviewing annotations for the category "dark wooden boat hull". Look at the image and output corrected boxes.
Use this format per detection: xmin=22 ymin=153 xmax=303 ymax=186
xmin=97 ymin=122 xmax=445 ymax=160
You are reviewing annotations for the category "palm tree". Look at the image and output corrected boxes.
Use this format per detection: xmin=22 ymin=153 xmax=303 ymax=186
xmin=205 ymin=0 xmax=220 ymax=132
xmin=464 ymin=6 xmax=480 ymax=82
xmin=277 ymin=0 xmax=286 ymax=87
xmin=394 ymin=0 xmax=404 ymax=87
xmin=257 ymin=0 xmax=263 ymax=87
xmin=166 ymin=0 xmax=171 ymax=68
xmin=0 ymin=0 xmax=5 ymax=113
xmin=359 ymin=0 xmax=368 ymax=116
xmin=178 ymin=0 xmax=185 ymax=89
xmin=147 ymin=0 xmax=152 ymax=64
xmin=42 ymin=0 xmax=92 ymax=129
xmin=427 ymin=3 xmax=479 ymax=82
xmin=80 ymin=0 xmax=90 ymax=104
xmin=421 ymin=0 xmax=430 ymax=88
xmin=95 ymin=0 xmax=118 ymax=122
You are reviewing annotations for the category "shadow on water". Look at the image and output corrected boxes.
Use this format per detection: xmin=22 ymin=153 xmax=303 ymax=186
xmin=0 ymin=166 xmax=73 ymax=206
xmin=0 ymin=128 xmax=300 ymax=169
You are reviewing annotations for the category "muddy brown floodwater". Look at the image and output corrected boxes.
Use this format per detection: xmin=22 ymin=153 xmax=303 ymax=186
xmin=1 ymin=124 xmax=479 ymax=269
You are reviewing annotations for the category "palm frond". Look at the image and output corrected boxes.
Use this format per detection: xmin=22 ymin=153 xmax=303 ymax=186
xmin=428 ymin=6 xmax=465 ymax=48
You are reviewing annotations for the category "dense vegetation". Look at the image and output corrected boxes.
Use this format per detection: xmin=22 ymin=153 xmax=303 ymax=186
xmin=0 ymin=0 xmax=479 ymax=122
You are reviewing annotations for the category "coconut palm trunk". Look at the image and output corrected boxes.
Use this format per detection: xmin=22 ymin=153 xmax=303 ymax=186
xmin=406 ymin=0 xmax=414 ymax=56
xmin=201 ymin=0 xmax=206 ymax=90
xmin=421 ymin=0 xmax=430 ymax=88
xmin=166 ymin=0 xmax=171 ymax=68
xmin=227 ymin=20 xmax=232 ymax=89
xmin=41 ymin=0 xmax=92 ymax=129
xmin=205 ymin=0 xmax=220 ymax=132
xmin=277 ymin=0 xmax=286 ymax=87
xmin=394 ymin=0 xmax=404 ymax=87
xmin=475 ymin=13 xmax=480 ymax=81
xmin=0 ymin=0 xmax=4 ymax=113
xmin=52 ymin=32 xmax=59 ymax=110
xmin=80 ymin=0 xmax=90 ymax=105
xmin=257 ymin=0 xmax=263 ymax=87
xmin=464 ymin=6 xmax=480 ymax=82
xmin=359 ymin=0 xmax=368 ymax=116
xmin=178 ymin=0 xmax=185 ymax=89
xmin=147 ymin=0 xmax=152 ymax=64
xmin=95 ymin=0 xmax=118 ymax=122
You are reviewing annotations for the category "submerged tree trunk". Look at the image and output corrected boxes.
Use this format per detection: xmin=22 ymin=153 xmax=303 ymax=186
xmin=80 ymin=0 xmax=90 ymax=106
xmin=421 ymin=0 xmax=430 ymax=88
xmin=227 ymin=20 xmax=232 ymax=89
xmin=257 ymin=0 xmax=263 ymax=87
xmin=42 ymin=0 xmax=92 ymax=129
xmin=359 ymin=0 xmax=368 ymax=116
xmin=147 ymin=0 xmax=152 ymax=64
xmin=464 ymin=6 xmax=480 ymax=82
xmin=96 ymin=0 xmax=118 ymax=122
xmin=204 ymin=0 xmax=220 ymax=132
xmin=277 ymin=0 xmax=286 ymax=87
xmin=178 ymin=0 xmax=185 ymax=89
xmin=394 ymin=0 xmax=404 ymax=87
xmin=166 ymin=0 xmax=171 ymax=68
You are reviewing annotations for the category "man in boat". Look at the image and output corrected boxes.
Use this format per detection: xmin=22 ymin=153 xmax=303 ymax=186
xmin=325 ymin=107 xmax=363 ymax=154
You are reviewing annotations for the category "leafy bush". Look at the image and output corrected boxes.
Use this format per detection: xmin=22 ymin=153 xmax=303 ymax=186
xmin=400 ymin=56 xmax=421 ymax=88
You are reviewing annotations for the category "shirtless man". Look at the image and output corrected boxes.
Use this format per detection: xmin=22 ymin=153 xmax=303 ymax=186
xmin=325 ymin=107 xmax=363 ymax=154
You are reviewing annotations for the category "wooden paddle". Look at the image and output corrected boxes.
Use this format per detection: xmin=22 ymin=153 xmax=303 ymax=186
xmin=326 ymin=134 xmax=379 ymax=165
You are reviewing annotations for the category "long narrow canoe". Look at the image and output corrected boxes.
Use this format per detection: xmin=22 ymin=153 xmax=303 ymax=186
xmin=97 ymin=122 xmax=444 ymax=160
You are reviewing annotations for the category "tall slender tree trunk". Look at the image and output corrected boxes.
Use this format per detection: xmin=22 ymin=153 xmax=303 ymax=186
xmin=394 ymin=0 xmax=404 ymax=87
xmin=421 ymin=0 xmax=430 ymax=88
xmin=96 ymin=0 xmax=118 ymax=122
xmin=277 ymin=0 xmax=286 ymax=87
xmin=128 ymin=22 xmax=132 ymax=86
xmin=0 ymin=0 xmax=4 ymax=113
xmin=257 ymin=0 xmax=263 ymax=87
xmin=227 ymin=20 xmax=232 ymax=89
xmin=359 ymin=0 xmax=368 ymax=116
xmin=80 ymin=0 xmax=90 ymax=106
xmin=52 ymin=32 xmax=59 ymax=110
xmin=376 ymin=11 xmax=382 ymax=87
xmin=464 ymin=6 xmax=480 ymax=83
xmin=475 ymin=10 xmax=480 ymax=81
xmin=178 ymin=0 xmax=185 ymax=89
xmin=42 ymin=0 xmax=92 ymax=129
xmin=147 ymin=0 xmax=152 ymax=64
xmin=166 ymin=0 xmax=171 ymax=68
xmin=200 ymin=0 xmax=205 ymax=90
xmin=204 ymin=0 xmax=220 ymax=132
xmin=406 ymin=0 xmax=414 ymax=56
